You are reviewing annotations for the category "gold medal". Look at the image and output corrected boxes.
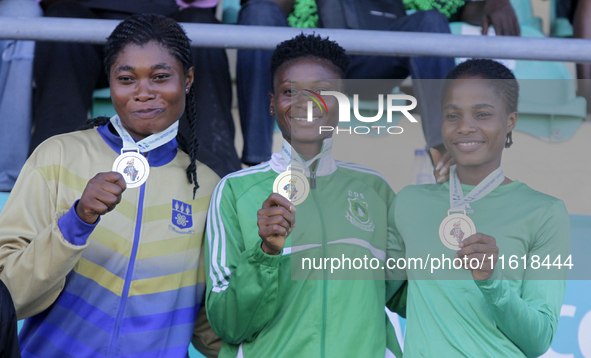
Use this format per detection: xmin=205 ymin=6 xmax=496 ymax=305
xmin=273 ymin=168 xmax=309 ymax=206
xmin=112 ymin=151 xmax=150 ymax=189
xmin=439 ymin=210 xmax=476 ymax=250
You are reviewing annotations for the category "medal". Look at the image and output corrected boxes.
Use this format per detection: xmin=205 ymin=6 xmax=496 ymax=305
xmin=439 ymin=165 xmax=505 ymax=250
xmin=273 ymin=167 xmax=309 ymax=206
xmin=439 ymin=210 xmax=476 ymax=250
xmin=109 ymin=115 xmax=178 ymax=188
xmin=112 ymin=150 xmax=150 ymax=188
xmin=275 ymin=139 xmax=333 ymax=205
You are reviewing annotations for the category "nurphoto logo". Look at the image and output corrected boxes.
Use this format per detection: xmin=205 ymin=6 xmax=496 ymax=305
xmin=306 ymin=90 xmax=419 ymax=135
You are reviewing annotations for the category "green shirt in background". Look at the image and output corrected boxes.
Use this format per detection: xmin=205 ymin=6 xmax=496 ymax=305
xmin=288 ymin=0 xmax=319 ymax=28
xmin=286 ymin=0 xmax=466 ymax=28
xmin=389 ymin=180 xmax=570 ymax=357
xmin=403 ymin=0 xmax=465 ymax=19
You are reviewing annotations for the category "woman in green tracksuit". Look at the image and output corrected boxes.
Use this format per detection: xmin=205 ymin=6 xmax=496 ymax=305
xmin=389 ymin=59 xmax=570 ymax=357
xmin=204 ymin=34 xmax=406 ymax=357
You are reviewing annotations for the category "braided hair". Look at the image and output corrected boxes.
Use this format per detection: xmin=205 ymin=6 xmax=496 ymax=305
xmin=83 ymin=14 xmax=200 ymax=197
xmin=441 ymin=59 xmax=519 ymax=148
xmin=269 ymin=33 xmax=350 ymax=90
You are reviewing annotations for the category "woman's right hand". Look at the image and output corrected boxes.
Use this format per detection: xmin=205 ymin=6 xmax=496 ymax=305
xmin=76 ymin=172 xmax=127 ymax=224
xmin=257 ymin=193 xmax=296 ymax=255
xmin=430 ymin=147 xmax=455 ymax=183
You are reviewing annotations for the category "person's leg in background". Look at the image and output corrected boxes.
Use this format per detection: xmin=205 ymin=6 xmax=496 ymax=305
xmin=236 ymin=0 xmax=289 ymax=165
xmin=571 ymin=0 xmax=591 ymax=112
xmin=30 ymin=1 xmax=104 ymax=154
xmin=0 ymin=0 xmax=42 ymax=192
xmin=171 ymin=7 xmax=242 ymax=178
xmin=347 ymin=10 xmax=455 ymax=151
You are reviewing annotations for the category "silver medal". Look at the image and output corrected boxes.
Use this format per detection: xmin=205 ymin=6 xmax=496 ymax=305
xmin=108 ymin=115 xmax=179 ymax=189
xmin=441 ymin=165 xmax=503 ymax=250
xmin=273 ymin=168 xmax=309 ymax=206
xmin=112 ymin=150 xmax=150 ymax=189
xmin=439 ymin=210 xmax=476 ymax=250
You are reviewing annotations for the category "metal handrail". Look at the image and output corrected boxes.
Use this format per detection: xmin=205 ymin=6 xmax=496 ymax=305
xmin=1 ymin=16 xmax=591 ymax=62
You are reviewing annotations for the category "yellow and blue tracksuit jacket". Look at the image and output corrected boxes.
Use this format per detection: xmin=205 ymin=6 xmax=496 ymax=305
xmin=0 ymin=123 xmax=220 ymax=358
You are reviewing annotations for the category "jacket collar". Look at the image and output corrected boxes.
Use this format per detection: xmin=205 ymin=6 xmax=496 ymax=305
xmin=269 ymin=138 xmax=337 ymax=177
xmin=97 ymin=122 xmax=178 ymax=167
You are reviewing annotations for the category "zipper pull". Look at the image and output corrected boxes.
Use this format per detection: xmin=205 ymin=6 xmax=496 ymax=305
xmin=310 ymin=170 xmax=316 ymax=189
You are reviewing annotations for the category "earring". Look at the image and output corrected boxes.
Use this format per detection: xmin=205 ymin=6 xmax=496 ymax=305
xmin=270 ymin=110 xmax=275 ymax=115
xmin=505 ymin=131 xmax=513 ymax=148
xmin=185 ymin=88 xmax=189 ymax=94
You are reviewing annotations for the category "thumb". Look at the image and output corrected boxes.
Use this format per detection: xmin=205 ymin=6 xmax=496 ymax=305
xmin=109 ymin=171 xmax=127 ymax=192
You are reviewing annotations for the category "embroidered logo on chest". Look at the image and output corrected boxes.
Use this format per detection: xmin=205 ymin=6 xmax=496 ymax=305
xmin=345 ymin=190 xmax=375 ymax=232
xmin=169 ymin=199 xmax=195 ymax=235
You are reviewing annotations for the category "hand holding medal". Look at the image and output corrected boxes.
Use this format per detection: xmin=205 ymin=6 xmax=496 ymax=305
xmin=76 ymin=115 xmax=180 ymax=224
xmin=455 ymin=233 xmax=499 ymax=281
xmin=258 ymin=193 xmax=297 ymax=255
xmin=76 ymin=172 xmax=126 ymax=224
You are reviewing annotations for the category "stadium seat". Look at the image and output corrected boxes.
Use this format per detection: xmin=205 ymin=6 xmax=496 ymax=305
xmin=508 ymin=0 xmax=573 ymax=38
xmin=509 ymin=0 xmax=543 ymax=32
xmin=551 ymin=17 xmax=574 ymax=38
xmin=222 ymin=0 xmax=240 ymax=24
xmin=549 ymin=0 xmax=574 ymax=38
xmin=91 ymin=88 xmax=117 ymax=119
xmin=0 ymin=192 xmax=8 ymax=213
xmin=449 ymin=22 xmax=586 ymax=141
xmin=189 ymin=345 xmax=206 ymax=358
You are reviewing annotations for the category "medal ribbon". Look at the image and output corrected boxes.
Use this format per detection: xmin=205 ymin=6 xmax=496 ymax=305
xmin=110 ymin=115 xmax=178 ymax=153
xmin=449 ymin=165 xmax=505 ymax=212
xmin=280 ymin=138 xmax=333 ymax=172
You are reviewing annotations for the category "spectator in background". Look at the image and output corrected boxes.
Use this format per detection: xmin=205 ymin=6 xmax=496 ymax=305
xmin=0 ymin=0 xmax=42 ymax=193
xmin=558 ymin=0 xmax=591 ymax=112
xmin=0 ymin=279 xmax=20 ymax=358
xmin=427 ymin=0 xmax=521 ymax=36
xmin=235 ymin=0 xmax=519 ymax=168
xmin=31 ymin=0 xmax=241 ymax=178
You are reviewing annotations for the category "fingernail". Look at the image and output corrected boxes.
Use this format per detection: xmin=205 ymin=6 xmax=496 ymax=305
xmin=440 ymin=167 xmax=448 ymax=175
xmin=291 ymin=206 xmax=296 ymax=212
xmin=435 ymin=162 xmax=442 ymax=171
xmin=459 ymin=242 xmax=464 ymax=248
xmin=437 ymin=177 xmax=445 ymax=183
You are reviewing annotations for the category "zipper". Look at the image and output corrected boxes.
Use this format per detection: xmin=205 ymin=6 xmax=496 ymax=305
xmin=108 ymin=183 xmax=146 ymax=357
xmin=310 ymin=176 xmax=327 ymax=358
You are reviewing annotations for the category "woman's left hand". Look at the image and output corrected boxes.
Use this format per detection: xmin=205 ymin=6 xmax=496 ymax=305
xmin=455 ymin=233 xmax=499 ymax=281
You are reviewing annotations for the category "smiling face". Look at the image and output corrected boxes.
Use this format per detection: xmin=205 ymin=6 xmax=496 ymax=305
xmin=442 ymin=76 xmax=517 ymax=173
xmin=270 ymin=57 xmax=341 ymax=146
xmin=109 ymin=41 xmax=194 ymax=141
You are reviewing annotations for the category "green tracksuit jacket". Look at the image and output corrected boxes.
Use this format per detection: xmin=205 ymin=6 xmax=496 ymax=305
xmin=205 ymin=148 xmax=403 ymax=358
